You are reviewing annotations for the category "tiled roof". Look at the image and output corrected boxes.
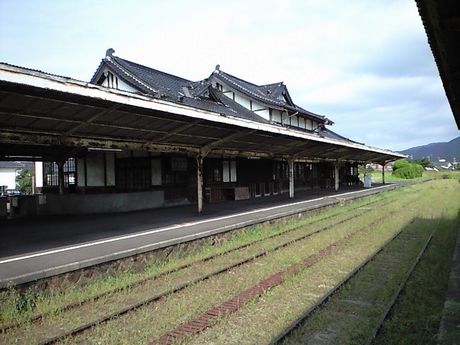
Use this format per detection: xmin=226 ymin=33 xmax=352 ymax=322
xmin=318 ymin=128 xmax=363 ymax=145
xmin=259 ymin=82 xmax=286 ymax=99
xmin=91 ymin=55 xmax=269 ymax=124
xmin=211 ymin=70 xmax=331 ymax=124
xmin=89 ymin=51 xmax=336 ymax=132
xmin=111 ymin=56 xmax=191 ymax=97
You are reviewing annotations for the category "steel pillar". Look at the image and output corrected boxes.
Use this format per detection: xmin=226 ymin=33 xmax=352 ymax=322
xmin=334 ymin=162 xmax=339 ymax=191
xmin=289 ymin=159 xmax=294 ymax=198
xmin=196 ymin=155 xmax=204 ymax=213
xmin=57 ymin=161 xmax=65 ymax=195
xmin=382 ymin=163 xmax=385 ymax=185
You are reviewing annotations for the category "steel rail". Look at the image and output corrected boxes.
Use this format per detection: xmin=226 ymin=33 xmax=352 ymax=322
xmin=268 ymin=222 xmax=434 ymax=345
xmin=29 ymin=196 xmax=402 ymax=345
xmin=149 ymin=210 xmax=401 ymax=345
xmin=363 ymin=230 xmax=435 ymax=345
xmin=1 ymin=194 xmax=394 ymax=334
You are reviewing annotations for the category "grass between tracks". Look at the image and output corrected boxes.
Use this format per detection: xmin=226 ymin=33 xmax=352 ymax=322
xmin=186 ymin=179 xmax=460 ymax=345
xmin=1 ymin=177 xmax=458 ymax=345
xmin=0 ymin=191 xmax=388 ymax=327
xmin=51 ymin=194 xmax=396 ymax=345
xmin=371 ymin=212 xmax=460 ymax=344
xmin=60 ymin=180 xmax=454 ymax=345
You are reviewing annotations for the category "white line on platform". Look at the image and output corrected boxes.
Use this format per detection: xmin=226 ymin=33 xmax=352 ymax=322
xmin=0 ymin=186 xmax=390 ymax=264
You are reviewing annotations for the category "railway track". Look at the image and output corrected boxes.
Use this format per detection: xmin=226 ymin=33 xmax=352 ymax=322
xmin=269 ymin=220 xmax=435 ymax=345
xmin=0 ymin=194 xmax=393 ymax=333
xmin=0 ymin=193 xmax=402 ymax=345
xmin=149 ymin=211 xmax=396 ymax=345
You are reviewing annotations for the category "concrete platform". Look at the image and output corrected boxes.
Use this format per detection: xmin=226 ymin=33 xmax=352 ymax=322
xmin=0 ymin=184 xmax=397 ymax=288
xmin=437 ymin=225 xmax=460 ymax=345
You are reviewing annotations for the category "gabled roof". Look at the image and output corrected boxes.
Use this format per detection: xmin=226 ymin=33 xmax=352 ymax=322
xmin=211 ymin=69 xmax=332 ymax=125
xmin=90 ymin=53 xmax=268 ymax=124
xmin=91 ymin=50 xmax=332 ymax=126
xmin=91 ymin=55 xmax=190 ymax=97
xmin=0 ymin=62 xmax=406 ymax=163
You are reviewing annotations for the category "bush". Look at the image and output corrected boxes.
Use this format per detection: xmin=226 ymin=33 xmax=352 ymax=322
xmin=393 ymin=159 xmax=410 ymax=170
xmin=392 ymin=159 xmax=423 ymax=179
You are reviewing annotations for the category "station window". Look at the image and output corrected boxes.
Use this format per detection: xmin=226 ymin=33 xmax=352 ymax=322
xmin=295 ymin=163 xmax=305 ymax=178
xmin=43 ymin=158 xmax=76 ymax=188
xmin=273 ymin=161 xmax=288 ymax=180
xmin=213 ymin=168 xmax=221 ymax=182
xmin=116 ymin=158 xmax=150 ymax=191
xmin=223 ymin=160 xmax=237 ymax=183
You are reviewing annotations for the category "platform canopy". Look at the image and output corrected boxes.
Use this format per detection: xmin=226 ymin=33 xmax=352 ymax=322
xmin=0 ymin=63 xmax=405 ymax=164
xmin=417 ymin=0 xmax=460 ymax=129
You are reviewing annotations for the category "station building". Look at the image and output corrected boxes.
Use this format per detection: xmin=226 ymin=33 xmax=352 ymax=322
xmin=0 ymin=50 xmax=405 ymax=216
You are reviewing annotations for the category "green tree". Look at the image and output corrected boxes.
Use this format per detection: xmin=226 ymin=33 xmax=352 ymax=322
xmin=411 ymin=158 xmax=433 ymax=169
xmin=16 ymin=168 xmax=33 ymax=194
xmin=392 ymin=159 xmax=423 ymax=179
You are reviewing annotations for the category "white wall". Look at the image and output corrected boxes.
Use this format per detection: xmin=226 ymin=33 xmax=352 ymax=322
xmin=271 ymin=110 xmax=282 ymax=123
xmin=117 ymin=78 xmax=138 ymax=93
xmin=34 ymin=162 xmax=43 ymax=187
xmin=221 ymin=83 xmax=319 ymax=131
xmin=234 ymin=92 xmax=251 ymax=110
xmin=282 ymin=112 xmax=289 ymax=125
xmin=222 ymin=88 xmax=272 ymax=120
xmin=0 ymin=168 xmax=17 ymax=189
xmin=299 ymin=117 xmax=306 ymax=129
xmin=252 ymin=101 xmax=270 ymax=121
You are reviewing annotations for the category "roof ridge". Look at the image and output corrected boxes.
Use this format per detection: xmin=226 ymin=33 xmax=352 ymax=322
xmin=114 ymin=56 xmax=192 ymax=83
xmin=107 ymin=57 xmax=158 ymax=94
xmin=259 ymin=82 xmax=284 ymax=88
xmin=217 ymin=70 xmax=262 ymax=87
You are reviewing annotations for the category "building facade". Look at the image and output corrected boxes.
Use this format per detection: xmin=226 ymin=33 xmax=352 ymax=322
xmin=40 ymin=50 xmax=364 ymax=208
xmin=0 ymin=51 xmax=404 ymax=216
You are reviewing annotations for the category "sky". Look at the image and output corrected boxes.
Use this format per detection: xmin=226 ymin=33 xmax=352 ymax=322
xmin=0 ymin=0 xmax=459 ymax=152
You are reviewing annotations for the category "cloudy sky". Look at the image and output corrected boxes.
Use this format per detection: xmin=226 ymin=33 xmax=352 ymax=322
xmin=1 ymin=0 xmax=458 ymax=151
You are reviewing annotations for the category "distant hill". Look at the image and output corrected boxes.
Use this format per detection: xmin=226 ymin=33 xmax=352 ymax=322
xmin=402 ymin=136 xmax=460 ymax=162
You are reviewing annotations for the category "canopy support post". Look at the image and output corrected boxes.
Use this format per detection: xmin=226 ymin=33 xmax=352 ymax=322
xmin=196 ymin=155 xmax=204 ymax=214
xmin=334 ymin=161 xmax=340 ymax=191
xmin=57 ymin=161 xmax=65 ymax=195
xmin=289 ymin=159 xmax=294 ymax=198
xmin=382 ymin=162 xmax=386 ymax=185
